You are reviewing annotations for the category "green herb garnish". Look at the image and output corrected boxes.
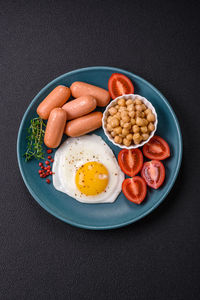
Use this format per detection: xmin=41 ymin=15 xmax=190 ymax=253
xmin=24 ymin=117 xmax=46 ymax=161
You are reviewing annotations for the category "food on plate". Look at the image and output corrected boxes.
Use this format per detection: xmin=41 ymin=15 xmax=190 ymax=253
xmin=141 ymin=160 xmax=165 ymax=189
xmin=65 ymin=111 xmax=103 ymax=137
xmin=47 ymin=149 xmax=53 ymax=154
xmin=37 ymin=85 xmax=71 ymax=119
xmin=62 ymin=95 xmax=97 ymax=120
xmin=44 ymin=108 xmax=67 ymax=148
xmin=105 ymin=97 xmax=156 ymax=146
xmin=38 ymin=154 xmax=54 ymax=183
xmin=119 ymin=135 xmax=170 ymax=200
xmin=118 ymin=149 xmax=143 ymax=177
xmin=70 ymin=81 xmax=110 ymax=107
xmin=108 ymin=73 xmax=134 ymax=99
xmin=24 ymin=117 xmax=46 ymax=161
xmin=143 ymin=136 xmax=170 ymax=160
xmin=23 ymin=69 xmax=172 ymax=207
xmin=52 ymin=134 xmax=124 ymax=203
xmin=122 ymin=176 xmax=147 ymax=204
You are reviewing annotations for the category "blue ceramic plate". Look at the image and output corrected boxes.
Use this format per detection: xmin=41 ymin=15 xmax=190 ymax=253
xmin=17 ymin=66 xmax=182 ymax=230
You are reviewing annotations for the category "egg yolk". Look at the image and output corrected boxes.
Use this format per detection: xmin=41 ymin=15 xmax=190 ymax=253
xmin=75 ymin=162 xmax=109 ymax=196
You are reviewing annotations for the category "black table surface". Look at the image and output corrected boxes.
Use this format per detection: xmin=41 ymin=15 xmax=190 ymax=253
xmin=1 ymin=1 xmax=200 ymax=299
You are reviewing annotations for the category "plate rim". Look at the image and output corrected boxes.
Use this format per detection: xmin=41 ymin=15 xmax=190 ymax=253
xmin=17 ymin=66 xmax=183 ymax=230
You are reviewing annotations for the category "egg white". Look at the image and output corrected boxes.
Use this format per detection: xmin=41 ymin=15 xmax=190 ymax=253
xmin=52 ymin=134 xmax=124 ymax=203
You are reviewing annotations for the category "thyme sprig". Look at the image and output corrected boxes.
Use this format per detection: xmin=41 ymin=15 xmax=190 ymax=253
xmin=24 ymin=117 xmax=46 ymax=161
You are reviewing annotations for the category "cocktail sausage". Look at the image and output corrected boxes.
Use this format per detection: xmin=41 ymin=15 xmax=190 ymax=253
xmin=70 ymin=82 xmax=110 ymax=107
xmin=37 ymin=85 xmax=71 ymax=119
xmin=62 ymin=96 xmax=96 ymax=120
xmin=65 ymin=111 xmax=102 ymax=137
xmin=44 ymin=108 xmax=67 ymax=148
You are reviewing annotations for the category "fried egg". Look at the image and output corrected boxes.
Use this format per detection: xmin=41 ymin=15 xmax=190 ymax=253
xmin=52 ymin=134 xmax=124 ymax=203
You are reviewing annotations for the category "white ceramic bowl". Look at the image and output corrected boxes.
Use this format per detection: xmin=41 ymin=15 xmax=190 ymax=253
xmin=102 ymin=94 xmax=158 ymax=149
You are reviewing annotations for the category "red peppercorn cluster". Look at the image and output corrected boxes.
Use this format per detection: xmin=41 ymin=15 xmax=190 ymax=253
xmin=38 ymin=149 xmax=54 ymax=183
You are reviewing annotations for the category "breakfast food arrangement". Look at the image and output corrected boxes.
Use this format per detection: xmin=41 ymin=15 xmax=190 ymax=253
xmin=24 ymin=71 xmax=171 ymax=205
xmin=18 ymin=66 xmax=182 ymax=228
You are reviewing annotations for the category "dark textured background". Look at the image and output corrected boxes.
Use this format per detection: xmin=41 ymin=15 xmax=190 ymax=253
xmin=1 ymin=0 xmax=200 ymax=299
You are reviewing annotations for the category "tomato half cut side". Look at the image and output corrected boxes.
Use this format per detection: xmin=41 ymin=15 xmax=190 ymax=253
xmin=141 ymin=160 xmax=165 ymax=189
xmin=142 ymin=136 xmax=170 ymax=160
xmin=122 ymin=176 xmax=147 ymax=204
xmin=118 ymin=149 xmax=143 ymax=177
xmin=108 ymin=73 xmax=134 ymax=99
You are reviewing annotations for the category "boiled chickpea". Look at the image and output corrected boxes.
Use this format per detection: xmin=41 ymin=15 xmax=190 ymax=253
xmin=118 ymin=106 xmax=127 ymax=112
xmin=127 ymin=104 xmax=134 ymax=112
xmin=118 ymin=98 xmax=126 ymax=106
xmin=133 ymin=133 xmax=141 ymax=140
xmin=141 ymin=119 xmax=148 ymax=126
xmin=141 ymin=104 xmax=147 ymax=111
xmin=114 ymin=112 xmax=121 ymax=120
xmin=144 ymin=108 xmax=152 ymax=115
xmin=136 ymin=117 xmax=143 ymax=126
xmin=108 ymin=107 xmax=117 ymax=116
xmin=123 ymin=138 xmax=131 ymax=147
xmin=120 ymin=120 xmax=125 ymax=127
xmin=111 ymin=131 xmax=116 ymax=137
xmin=132 ymin=125 xmax=140 ymax=133
xmin=131 ymin=118 xmax=136 ymax=125
xmin=107 ymin=116 xmax=113 ymax=123
xmin=147 ymin=113 xmax=155 ymax=122
xmin=141 ymin=112 xmax=145 ymax=118
xmin=148 ymin=122 xmax=155 ymax=132
xmin=106 ymin=124 xmax=113 ymax=132
xmin=136 ymin=111 xmax=145 ymax=118
xmin=115 ymin=105 xmax=119 ymax=110
xmin=110 ymin=117 xmax=119 ymax=128
xmin=121 ymin=111 xmax=128 ymax=118
xmin=134 ymin=99 xmax=142 ymax=105
xmin=142 ymin=133 xmax=149 ymax=140
xmin=135 ymin=104 xmax=143 ymax=111
xmin=122 ymin=128 xmax=129 ymax=136
xmin=140 ymin=126 xmax=148 ymax=133
xmin=126 ymin=133 xmax=133 ymax=141
xmin=135 ymin=111 xmax=142 ymax=118
xmin=126 ymin=99 xmax=133 ymax=106
xmin=133 ymin=137 xmax=142 ymax=145
xmin=114 ymin=126 xmax=122 ymax=134
xmin=124 ymin=122 xmax=131 ymax=129
xmin=122 ymin=115 xmax=130 ymax=123
xmin=142 ymin=119 xmax=148 ymax=126
xmin=114 ymin=135 xmax=122 ymax=144
xmin=128 ymin=110 xmax=135 ymax=118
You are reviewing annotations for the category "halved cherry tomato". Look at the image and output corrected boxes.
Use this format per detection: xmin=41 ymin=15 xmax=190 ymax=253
xmin=108 ymin=73 xmax=134 ymax=99
xmin=143 ymin=136 xmax=170 ymax=160
xmin=141 ymin=160 xmax=165 ymax=189
xmin=118 ymin=149 xmax=143 ymax=177
xmin=122 ymin=176 xmax=147 ymax=204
